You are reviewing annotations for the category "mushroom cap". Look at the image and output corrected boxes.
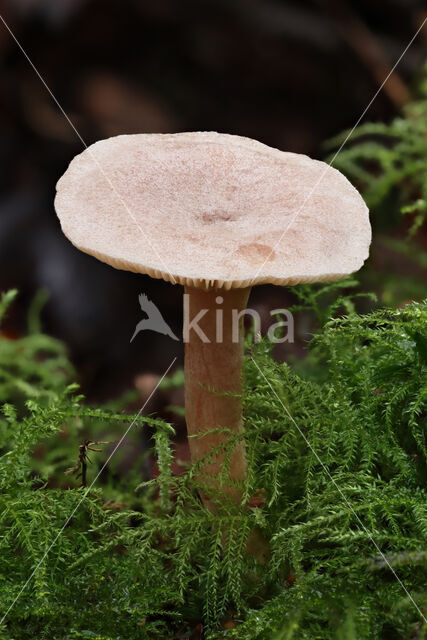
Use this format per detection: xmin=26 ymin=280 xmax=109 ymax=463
xmin=55 ymin=132 xmax=371 ymax=290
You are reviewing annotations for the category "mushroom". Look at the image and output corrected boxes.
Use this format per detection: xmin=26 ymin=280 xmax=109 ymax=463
xmin=55 ymin=132 xmax=371 ymax=507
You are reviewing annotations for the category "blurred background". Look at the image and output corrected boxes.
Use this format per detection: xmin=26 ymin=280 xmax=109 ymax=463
xmin=0 ymin=0 xmax=426 ymax=402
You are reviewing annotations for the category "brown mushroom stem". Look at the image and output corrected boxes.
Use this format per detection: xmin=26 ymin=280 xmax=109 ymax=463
xmin=184 ymin=285 xmax=251 ymax=505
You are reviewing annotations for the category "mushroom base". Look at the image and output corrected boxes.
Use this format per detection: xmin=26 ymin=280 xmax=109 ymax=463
xmin=184 ymin=285 xmax=250 ymax=506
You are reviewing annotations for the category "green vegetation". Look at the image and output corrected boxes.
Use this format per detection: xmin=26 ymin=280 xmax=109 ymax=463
xmin=327 ymin=63 xmax=427 ymax=238
xmin=327 ymin=67 xmax=427 ymax=306
xmin=0 ymin=284 xmax=425 ymax=639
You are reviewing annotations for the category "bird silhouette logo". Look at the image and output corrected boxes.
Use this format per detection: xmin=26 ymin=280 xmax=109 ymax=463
xmin=130 ymin=294 xmax=179 ymax=342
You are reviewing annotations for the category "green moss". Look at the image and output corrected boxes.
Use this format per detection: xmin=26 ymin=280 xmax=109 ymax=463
xmin=0 ymin=287 xmax=425 ymax=639
xmin=326 ymin=65 xmax=427 ymax=238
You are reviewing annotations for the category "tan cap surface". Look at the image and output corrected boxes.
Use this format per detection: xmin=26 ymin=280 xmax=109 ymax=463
xmin=55 ymin=132 xmax=371 ymax=290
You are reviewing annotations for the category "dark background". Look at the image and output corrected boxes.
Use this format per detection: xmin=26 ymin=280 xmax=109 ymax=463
xmin=0 ymin=0 xmax=425 ymax=400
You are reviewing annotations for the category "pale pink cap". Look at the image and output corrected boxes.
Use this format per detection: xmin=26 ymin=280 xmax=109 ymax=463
xmin=55 ymin=132 xmax=371 ymax=290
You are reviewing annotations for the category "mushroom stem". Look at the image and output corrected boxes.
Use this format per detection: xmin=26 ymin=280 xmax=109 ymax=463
xmin=184 ymin=285 xmax=250 ymax=505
